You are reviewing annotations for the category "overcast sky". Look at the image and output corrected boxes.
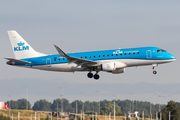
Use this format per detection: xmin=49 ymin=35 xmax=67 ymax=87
xmin=0 ymin=0 xmax=180 ymax=107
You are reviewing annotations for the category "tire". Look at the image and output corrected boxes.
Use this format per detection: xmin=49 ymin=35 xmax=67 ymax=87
xmin=153 ymin=71 xmax=157 ymax=74
xmin=87 ymin=72 xmax=93 ymax=78
xmin=94 ymin=74 xmax=100 ymax=80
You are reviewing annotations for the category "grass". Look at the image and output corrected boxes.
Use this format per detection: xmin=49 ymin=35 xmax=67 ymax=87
xmin=0 ymin=109 xmax=60 ymax=120
xmin=0 ymin=110 xmax=156 ymax=120
xmin=78 ymin=114 xmax=156 ymax=120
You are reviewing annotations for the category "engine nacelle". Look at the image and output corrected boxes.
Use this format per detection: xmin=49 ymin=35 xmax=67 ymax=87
xmin=97 ymin=62 xmax=116 ymax=71
xmin=97 ymin=62 xmax=127 ymax=72
xmin=110 ymin=68 xmax=125 ymax=74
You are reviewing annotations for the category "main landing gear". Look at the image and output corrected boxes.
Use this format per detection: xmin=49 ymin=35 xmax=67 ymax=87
xmin=87 ymin=72 xmax=100 ymax=80
xmin=152 ymin=64 xmax=158 ymax=74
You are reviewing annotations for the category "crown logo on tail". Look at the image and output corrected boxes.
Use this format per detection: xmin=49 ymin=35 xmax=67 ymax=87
xmin=14 ymin=41 xmax=29 ymax=51
xmin=17 ymin=41 xmax=25 ymax=46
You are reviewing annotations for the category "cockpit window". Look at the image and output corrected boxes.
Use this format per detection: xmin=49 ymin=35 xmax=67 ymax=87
xmin=157 ymin=49 xmax=166 ymax=53
xmin=161 ymin=49 xmax=166 ymax=52
xmin=157 ymin=50 xmax=161 ymax=53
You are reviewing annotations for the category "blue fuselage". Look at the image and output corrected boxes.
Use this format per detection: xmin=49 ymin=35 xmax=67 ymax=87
xmin=6 ymin=30 xmax=176 ymax=79
xmin=16 ymin=47 xmax=175 ymax=67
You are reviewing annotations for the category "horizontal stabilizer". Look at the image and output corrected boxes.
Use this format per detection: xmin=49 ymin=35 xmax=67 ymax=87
xmin=5 ymin=58 xmax=31 ymax=64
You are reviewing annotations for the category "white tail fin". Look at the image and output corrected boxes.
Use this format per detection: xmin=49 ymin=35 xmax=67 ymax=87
xmin=7 ymin=30 xmax=46 ymax=59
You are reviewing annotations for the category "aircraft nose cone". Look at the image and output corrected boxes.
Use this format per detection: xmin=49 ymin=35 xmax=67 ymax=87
xmin=170 ymin=55 xmax=176 ymax=61
xmin=172 ymin=55 xmax=176 ymax=60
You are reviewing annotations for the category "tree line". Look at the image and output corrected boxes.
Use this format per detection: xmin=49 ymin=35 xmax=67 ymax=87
xmin=8 ymin=98 xmax=170 ymax=115
xmin=6 ymin=99 xmax=180 ymax=120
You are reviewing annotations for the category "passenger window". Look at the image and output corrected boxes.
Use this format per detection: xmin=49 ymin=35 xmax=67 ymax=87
xmin=116 ymin=54 xmax=118 ymax=56
xmin=99 ymin=55 xmax=100 ymax=57
xmin=81 ymin=57 xmax=82 ymax=58
xmin=93 ymin=56 xmax=95 ymax=58
xmin=111 ymin=54 xmax=113 ymax=56
xmin=103 ymin=55 xmax=105 ymax=57
xmin=120 ymin=54 xmax=122 ymax=55
xmin=133 ymin=52 xmax=135 ymax=54
xmin=63 ymin=58 xmax=64 ymax=60
xmin=129 ymin=53 xmax=131 ymax=55
xmin=58 ymin=58 xmax=60 ymax=61
xmin=124 ymin=53 xmax=126 ymax=55
xmin=85 ymin=56 xmax=87 ymax=58
xmin=107 ymin=55 xmax=109 ymax=57
xmin=89 ymin=56 xmax=91 ymax=58
xmin=137 ymin=52 xmax=139 ymax=54
xmin=54 ymin=57 xmax=56 ymax=61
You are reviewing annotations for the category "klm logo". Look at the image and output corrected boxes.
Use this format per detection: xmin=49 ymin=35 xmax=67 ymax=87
xmin=113 ymin=50 xmax=123 ymax=54
xmin=14 ymin=41 xmax=29 ymax=51
xmin=107 ymin=65 xmax=110 ymax=69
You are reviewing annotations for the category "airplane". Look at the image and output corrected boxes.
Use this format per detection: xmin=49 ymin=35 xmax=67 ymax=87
xmin=5 ymin=30 xmax=176 ymax=80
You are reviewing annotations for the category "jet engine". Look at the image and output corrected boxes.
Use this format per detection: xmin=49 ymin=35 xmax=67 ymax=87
xmin=96 ymin=62 xmax=126 ymax=72
xmin=97 ymin=62 xmax=116 ymax=71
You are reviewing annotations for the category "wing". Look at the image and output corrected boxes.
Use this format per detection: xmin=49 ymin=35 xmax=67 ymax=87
xmin=54 ymin=45 xmax=100 ymax=67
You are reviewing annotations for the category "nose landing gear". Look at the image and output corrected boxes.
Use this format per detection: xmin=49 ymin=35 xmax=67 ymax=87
xmin=87 ymin=72 xmax=100 ymax=80
xmin=153 ymin=70 xmax=157 ymax=74
xmin=152 ymin=64 xmax=158 ymax=74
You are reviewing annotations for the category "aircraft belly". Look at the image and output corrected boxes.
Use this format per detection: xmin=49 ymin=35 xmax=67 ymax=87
xmin=32 ymin=63 xmax=74 ymax=72
xmin=130 ymin=59 xmax=174 ymax=66
xmin=30 ymin=63 xmax=86 ymax=72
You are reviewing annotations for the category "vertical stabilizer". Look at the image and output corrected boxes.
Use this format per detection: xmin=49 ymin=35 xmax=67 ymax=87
xmin=8 ymin=30 xmax=43 ymax=59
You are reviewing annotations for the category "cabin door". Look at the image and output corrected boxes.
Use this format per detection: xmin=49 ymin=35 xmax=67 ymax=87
xmin=46 ymin=58 xmax=51 ymax=67
xmin=146 ymin=50 xmax=152 ymax=59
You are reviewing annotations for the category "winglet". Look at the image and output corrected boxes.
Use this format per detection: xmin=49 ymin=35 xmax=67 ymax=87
xmin=54 ymin=45 xmax=69 ymax=58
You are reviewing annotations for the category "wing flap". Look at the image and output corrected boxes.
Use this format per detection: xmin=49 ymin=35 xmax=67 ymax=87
xmin=5 ymin=58 xmax=31 ymax=64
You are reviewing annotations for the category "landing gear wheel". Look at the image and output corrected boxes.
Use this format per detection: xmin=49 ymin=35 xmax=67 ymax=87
xmin=87 ymin=72 xmax=93 ymax=78
xmin=153 ymin=71 xmax=157 ymax=74
xmin=94 ymin=74 xmax=100 ymax=80
xmin=152 ymin=64 xmax=158 ymax=75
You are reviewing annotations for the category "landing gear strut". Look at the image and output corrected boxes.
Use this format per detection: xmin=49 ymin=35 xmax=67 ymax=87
xmin=152 ymin=64 xmax=158 ymax=74
xmin=87 ymin=72 xmax=100 ymax=80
